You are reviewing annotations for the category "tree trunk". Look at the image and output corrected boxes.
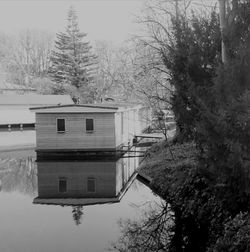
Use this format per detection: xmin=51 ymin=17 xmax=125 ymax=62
xmin=219 ymin=0 xmax=228 ymax=64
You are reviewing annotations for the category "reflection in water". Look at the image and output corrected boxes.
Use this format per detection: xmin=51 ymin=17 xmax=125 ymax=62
xmin=111 ymin=201 xmax=173 ymax=251
xmin=34 ymin=153 xmax=141 ymax=225
xmin=0 ymin=155 xmax=37 ymax=196
xmin=72 ymin=206 xmax=84 ymax=226
xmin=0 ymin=150 xmax=161 ymax=252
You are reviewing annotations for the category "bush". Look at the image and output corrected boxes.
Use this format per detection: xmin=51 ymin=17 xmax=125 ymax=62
xmin=211 ymin=212 xmax=250 ymax=252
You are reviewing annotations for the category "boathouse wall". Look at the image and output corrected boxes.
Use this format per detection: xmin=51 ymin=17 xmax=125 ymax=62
xmin=115 ymin=109 xmax=142 ymax=147
xmin=36 ymin=113 xmax=116 ymax=150
xmin=115 ymin=106 xmax=152 ymax=148
xmin=32 ymin=103 xmax=152 ymax=152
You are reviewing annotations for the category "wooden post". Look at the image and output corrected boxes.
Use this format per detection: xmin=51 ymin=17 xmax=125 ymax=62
xmin=219 ymin=0 xmax=228 ymax=63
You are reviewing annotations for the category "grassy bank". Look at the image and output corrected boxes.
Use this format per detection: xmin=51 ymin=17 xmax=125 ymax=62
xmin=138 ymin=140 xmax=250 ymax=251
xmin=139 ymin=140 xmax=198 ymax=198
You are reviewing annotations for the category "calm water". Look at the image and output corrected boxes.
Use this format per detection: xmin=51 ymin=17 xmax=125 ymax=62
xmin=0 ymin=150 xmax=161 ymax=252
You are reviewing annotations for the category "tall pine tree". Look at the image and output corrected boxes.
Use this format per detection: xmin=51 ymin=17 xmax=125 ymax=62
xmin=49 ymin=6 xmax=96 ymax=102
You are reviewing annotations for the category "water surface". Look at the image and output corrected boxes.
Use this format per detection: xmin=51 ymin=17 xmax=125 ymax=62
xmin=0 ymin=150 xmax=161 ymax=252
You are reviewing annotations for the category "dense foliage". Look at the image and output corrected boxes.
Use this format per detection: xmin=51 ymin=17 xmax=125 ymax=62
xmin=211 ymin=212 xmax=250 ymax=252
xmin=160 ymin=2 xmax=250 ymax=251
xmin=113 ymin=1 xmax=250 ymax=251
xmin=138 ymin=140 xmax=250 ymax=251
xmin=161 ymin=11 xmax=221 ymax=142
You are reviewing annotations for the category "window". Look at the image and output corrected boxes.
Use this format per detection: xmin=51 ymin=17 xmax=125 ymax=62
xmin=58 ymin=178 xmax=67 ymax=193
xmin=86 ymin=118 xmax=94 ymax=132
xmin=57 ymin=118 xmax=65 ymax=133
xmin=87 ymin=178 xmax=96 ymax=192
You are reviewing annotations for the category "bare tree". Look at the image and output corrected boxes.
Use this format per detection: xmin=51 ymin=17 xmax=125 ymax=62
xmin=8 ymin=29 xmax=54 ymax=86
xmin=94 ymin=41 xmax=141 ymax=102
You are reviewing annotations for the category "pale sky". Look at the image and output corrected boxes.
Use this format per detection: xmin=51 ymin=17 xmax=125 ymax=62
xmin=0 ymin=0 xmax=145 ymax=44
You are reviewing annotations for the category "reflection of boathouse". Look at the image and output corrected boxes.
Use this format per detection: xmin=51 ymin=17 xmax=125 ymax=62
xmin=30 ymin=103 xmax=151 ymax=155
xmin=33 ymin=154 xmax=140 ymax=206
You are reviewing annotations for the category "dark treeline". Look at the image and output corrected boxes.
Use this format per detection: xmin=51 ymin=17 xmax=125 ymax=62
xmin=112 ymin=0 xmax=250 ymax=251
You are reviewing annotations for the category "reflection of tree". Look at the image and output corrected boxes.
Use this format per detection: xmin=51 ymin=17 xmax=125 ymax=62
xmin=110 ymin=202 xmax=173 ymax=251
xmin=0 ymin=156 xmax=37 ymax=196
xmin=72 ymin=206 xmax=84 ymax=226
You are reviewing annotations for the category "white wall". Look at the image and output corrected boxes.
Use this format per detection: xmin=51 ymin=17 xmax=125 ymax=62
xmin=36 ymin=113 xmax=116 ymax=150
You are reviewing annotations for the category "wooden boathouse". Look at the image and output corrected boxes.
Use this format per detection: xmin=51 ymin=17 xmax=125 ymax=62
xmin=30 ymin=103 xmax=151 ymax=157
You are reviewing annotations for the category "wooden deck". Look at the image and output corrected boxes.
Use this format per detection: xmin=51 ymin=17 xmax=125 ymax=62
xmin=135 ymin=133 xmax=163 ymax=139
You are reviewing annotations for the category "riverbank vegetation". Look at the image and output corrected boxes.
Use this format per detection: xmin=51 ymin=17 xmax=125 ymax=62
xmin=113 ymin=1 xmax=250 ymax=251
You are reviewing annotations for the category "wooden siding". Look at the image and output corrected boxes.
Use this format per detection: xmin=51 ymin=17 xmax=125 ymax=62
xmin=36 ymin=113 xmax=116 ymax=150
xmin=37 ymin=161 xmax=117 ymax=198
xmin=115 ymin=107 xmax=151 ymax=147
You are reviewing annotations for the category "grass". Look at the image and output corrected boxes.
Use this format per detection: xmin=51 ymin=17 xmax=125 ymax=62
xmin=138 ymin=140 xmax=198 ymax=196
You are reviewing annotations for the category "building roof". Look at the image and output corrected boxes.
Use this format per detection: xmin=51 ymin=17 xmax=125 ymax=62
xmin=0 ymin=109 xmax=35 ymax=124
xmin=30 ymin=103 xmax=143 ymax=114
xmin=0 ymin=94 xmax=73 ymax=105
xmin=30 ymin=105 xmax=118 ymax=113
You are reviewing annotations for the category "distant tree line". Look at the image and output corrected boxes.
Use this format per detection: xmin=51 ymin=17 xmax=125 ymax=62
xmin=0 ymin=5 xmax=167 ymax=105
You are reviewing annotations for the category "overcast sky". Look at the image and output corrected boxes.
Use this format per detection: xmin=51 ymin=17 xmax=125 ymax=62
xmin=0 ymin=0 xmax=145 ymax=44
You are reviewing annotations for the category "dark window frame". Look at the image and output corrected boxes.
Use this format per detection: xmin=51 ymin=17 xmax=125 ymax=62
xmin=85 ymin=118 xmax=94 ymax=133
xmin=57 ymin=118 xmax=65 ymax=133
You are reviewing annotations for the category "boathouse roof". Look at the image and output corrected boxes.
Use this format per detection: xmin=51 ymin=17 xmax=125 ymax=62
xmin=30 ymin=103 xmax=143 ymax=113
xmin=0 ymin=94 xmax=73 ymax=106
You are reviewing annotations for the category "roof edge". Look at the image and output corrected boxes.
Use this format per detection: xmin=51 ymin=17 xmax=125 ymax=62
xmin=30 ymin=104 xmax=119 ymax=111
